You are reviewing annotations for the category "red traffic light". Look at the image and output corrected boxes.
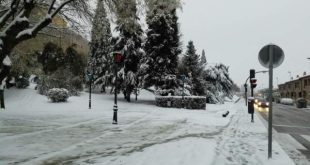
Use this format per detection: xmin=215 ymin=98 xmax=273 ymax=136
xmin=250 ymin=78 xmax=257 ymax=88
xmin=113 ymin=52 xmax=123 ymax=63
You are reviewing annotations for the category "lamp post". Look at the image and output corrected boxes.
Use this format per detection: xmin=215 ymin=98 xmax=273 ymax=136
xmin=288 ymin=71 xmax=292 ymax=81
xmin=112 ymin=52 xmax=123 ymax=124
xmin=88 ymin=72 xmax=92 ymax=109
xmin=87 ymin=62 xmax=93 ymax=109
xmin=180 ymin=75 xmax=186 ymax=108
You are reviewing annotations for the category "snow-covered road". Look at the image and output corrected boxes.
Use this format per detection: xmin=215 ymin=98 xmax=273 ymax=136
xmin=0 ymin=86 xmax=294 ymax=165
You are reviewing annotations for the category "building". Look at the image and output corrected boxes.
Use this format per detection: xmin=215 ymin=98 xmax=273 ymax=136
xmin=278 ymin=73 xmax=310 ymax=101
xmin=12 ymin=5 xmax=89 ymax=56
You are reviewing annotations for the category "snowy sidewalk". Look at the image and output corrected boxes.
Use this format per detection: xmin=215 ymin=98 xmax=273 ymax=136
xmin=212 ymin=101 xmax=295 ymax=165
xmin=0 ymin=88 xmax=295 ymax=164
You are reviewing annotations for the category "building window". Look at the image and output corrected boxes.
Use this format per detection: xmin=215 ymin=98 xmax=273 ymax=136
xmin=305 ymin=80 xmax=308 ymax=87
xmin=295 ymin=82 xmax=299 ymax=89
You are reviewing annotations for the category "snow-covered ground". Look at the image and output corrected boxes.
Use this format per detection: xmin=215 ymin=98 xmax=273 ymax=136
xmin=0 ymin=85 xmax=295 ymax=165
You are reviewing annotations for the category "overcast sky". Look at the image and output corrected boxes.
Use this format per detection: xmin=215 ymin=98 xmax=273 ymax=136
xmin=178 ymin=0 xmax=310 ymax=89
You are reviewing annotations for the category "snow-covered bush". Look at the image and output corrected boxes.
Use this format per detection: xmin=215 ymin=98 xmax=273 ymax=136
xmin=37 ymin=69 xmax=83 ymax=96
xmin=15 ymin=76 xmax=30 ymax=88
xmin=47 ymin=88 xmax=69 ymax=102
xmin=155 ymin=96 xmax=206 ymax=110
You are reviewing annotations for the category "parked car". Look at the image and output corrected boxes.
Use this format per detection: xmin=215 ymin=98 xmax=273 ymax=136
xmin=280 ymin=98 xmax=294 ymax=105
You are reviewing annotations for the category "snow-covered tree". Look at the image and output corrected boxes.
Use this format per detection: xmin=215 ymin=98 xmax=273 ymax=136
xmin=145 ymin=0 xmax=182 ymax=12
xmin=89 ymin=0 xmax=112 ymax=93
xmin=65 ymin=45 xmax=86 ymax=77
xmin=182 ymin=41 xmax=204 ymax=95
xmin=37 ymin=44 xmax=85 ymax=96
xmin=112 ymin=0 xmax=143 ymax=101
xmin=141 ymin=5 xmax=181 ymax=96
xmin=203 ymin=63 xmax=234 ymax=104
xmin=200 ymin=49 xmax=207 ymax=65
xmin=38 ymin=42 xmax=65 ymax=74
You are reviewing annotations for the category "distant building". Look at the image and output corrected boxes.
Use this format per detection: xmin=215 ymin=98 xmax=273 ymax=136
xmin=278 ymin=73 xmax=310 ymax=101
xmin=12 ymin=5 xmax=89 ymax=56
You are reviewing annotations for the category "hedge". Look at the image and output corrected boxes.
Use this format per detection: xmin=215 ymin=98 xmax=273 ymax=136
xmin=47 ymin=88 xmax=69 ymax=102
xmin=155 ymin=96 xmax=206 ymax=110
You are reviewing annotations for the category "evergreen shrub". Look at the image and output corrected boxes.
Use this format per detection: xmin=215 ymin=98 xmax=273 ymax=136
xmin=47 ymin=88 xmax=69 ymax=102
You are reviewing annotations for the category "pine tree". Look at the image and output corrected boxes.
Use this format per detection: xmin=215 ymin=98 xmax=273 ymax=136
xmin=200 ymin=49 xmax=207 ymax=65
xmin=203 ymin=63 xmax=234 ymax=103
xmin=169 ymin=9 xmax=182 ymax=73
xmin=182 ymin=41 xmax=204 ymax=95
xmin=142 ymin=6 xmax=181 ymax=95
xmin=65 ymin=45 xmax=86 ymax=77
xmin=113 ymin=0 xmax=143 ymax=101
xmin=38 ymin=42 xmax=65 ymax=74
xmin=90 ymin=0 xmax=112 ymax=93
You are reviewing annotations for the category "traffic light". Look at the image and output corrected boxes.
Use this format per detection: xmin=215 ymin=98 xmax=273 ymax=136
xmin=250 ymin=78 xmax=257 ymax=88
xmin=250 ymin=69 xmax=255 ymax=79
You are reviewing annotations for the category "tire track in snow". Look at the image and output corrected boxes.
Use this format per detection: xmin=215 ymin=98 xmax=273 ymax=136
xmin=0 ymin=117 xmax=106 ymax=142
xmin=20 ymin=113 xmax=152 ymax=165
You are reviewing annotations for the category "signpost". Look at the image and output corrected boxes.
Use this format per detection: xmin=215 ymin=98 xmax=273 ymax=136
xmin=258 ymin=44 xmax=284 ymax=159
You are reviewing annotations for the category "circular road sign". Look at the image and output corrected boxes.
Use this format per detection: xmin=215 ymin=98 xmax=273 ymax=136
xmin=258 ymin=44 xmax=284 ymax=68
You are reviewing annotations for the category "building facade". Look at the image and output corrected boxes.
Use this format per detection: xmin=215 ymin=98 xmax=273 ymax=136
xmin=278 ymin=74 xmax=310 ymax=101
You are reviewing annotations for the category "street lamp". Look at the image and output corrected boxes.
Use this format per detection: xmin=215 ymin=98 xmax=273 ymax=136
xmin=288 ymin=71 xmax=292 ymax=81
xmin=112 ymin=52 xmax=123 ymax=124
xmin=86 ymin=63 xmax=93 ymax=109
xmin=180 ymin=75 xmax=186 ymax=108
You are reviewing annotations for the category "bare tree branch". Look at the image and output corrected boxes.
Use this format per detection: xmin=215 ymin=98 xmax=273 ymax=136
xmin=0 ymin=0 xmax=20 ymax=29
xmin=16 ymin=0 xmax=75 ymax=41
xmin=51 ymin=0 xmax=74 ymax=17
xmin=48 ymin=0 xmax=57 ymax=14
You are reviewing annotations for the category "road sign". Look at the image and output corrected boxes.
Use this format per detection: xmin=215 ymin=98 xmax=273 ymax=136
xmin=258 ymin=44 xmax=284 ymax=69
xmin=258 ymin=44 xmax=284 ymax=159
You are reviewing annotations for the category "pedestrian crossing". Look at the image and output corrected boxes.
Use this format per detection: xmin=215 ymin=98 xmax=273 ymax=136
xmin=301 ymin=135 xmax=310 ymax=143
xmin=276 ymin=132 xmax=310 ymax=162
xmin=277 ymin=133 xmax=307 ymax=150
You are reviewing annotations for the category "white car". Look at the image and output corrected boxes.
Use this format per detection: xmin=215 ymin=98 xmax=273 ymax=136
xmin=280 ymin=98 xmax=294 ymax=105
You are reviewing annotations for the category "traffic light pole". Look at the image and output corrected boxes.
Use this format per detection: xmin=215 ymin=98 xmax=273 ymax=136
xmin=244 ymin=77 xmax=250 ymax=106
xmin=251 ymin=86 xmax=254 ymax=122
xmin=244 ymin=83 xmax=248 ymax=106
